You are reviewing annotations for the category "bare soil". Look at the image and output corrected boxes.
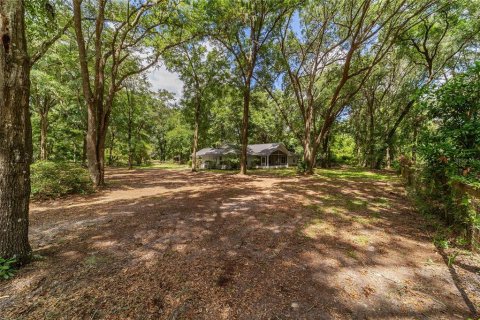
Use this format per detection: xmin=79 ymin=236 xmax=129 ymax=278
xmin=1 ymin=168 xmax=479 ymax=319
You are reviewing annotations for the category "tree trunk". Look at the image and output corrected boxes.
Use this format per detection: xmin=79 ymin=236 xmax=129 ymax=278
xmin=39 ymin=106 xmax=48 ymax=161
xmin=375 ymin=99 xmax=415 ymax=168
xmin=85 ymin=102 xmax=104 ymax=186
xmin=127 ymin=118 xmax=133 ymax=170
xmin=82 ymin=131 xmax=87 ymax=165
xmin=367 ymin=99 xmax=375 ymax=169
xmin=191 ymin=97 xmax=200 ymax=172
xmin=412 ymin=123 xmax=418 ymax=163
xmin=108 ymin=131 xmax=114 ymax=166
xmin=301 ymin=103 xmax=317 ymax=174
xmin=303 ymin=143 xmax=316 ymax=175
xmin=386 ymin=146 xmax=391 ymax=169
xmin=0 ymin=0 xmax=32 ymax=262
xmin=318 ymin=135 xmax=330 ymax=169
xmin=239 ymin=82 xmax=251 ymax=175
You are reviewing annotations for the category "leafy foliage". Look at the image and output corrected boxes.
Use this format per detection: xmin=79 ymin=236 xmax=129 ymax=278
xmin=31 ymin=161 xmax=93 ymax=199
xmin=419 ymin=62 xmax=480 ymax=186
xmin=0 ymin=257 xmax=17 ymax=280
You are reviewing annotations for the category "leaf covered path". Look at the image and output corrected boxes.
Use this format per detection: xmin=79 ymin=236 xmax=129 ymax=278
xmin=1 ymin=167 xmax=478 ymax=319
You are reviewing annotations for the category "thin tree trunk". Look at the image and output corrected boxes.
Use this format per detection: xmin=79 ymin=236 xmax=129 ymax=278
xmin=318 ymin=135 xmax=330 ymax=168
xmin=82 ymin=131 xmax=87 ymax=165
xmin=126 ymin=88 xmax=133 ymax=170
xmin=108 ymin=131 xmax=115 ymax=166
xmin=386 ymin=146 xmax=392 ymax=169
xmin=375 ymin=99 xmax=415 ymax=168
xmin=239 ymin=82 xmax=251 ymax=175
xmin=0 ymin=0 xmax=32 ymax=262
xmin=412 ymin=123 xmax=418 ymax=163
xmin=191 ymin=97 xmax=200 ymax=172
xmin=39 ymin=104 xmax=48 ymax=161
xmin=127 ymin=122 xmax=132 ymax=170
xmin=368 ymin=99 xmax=375 ymax=169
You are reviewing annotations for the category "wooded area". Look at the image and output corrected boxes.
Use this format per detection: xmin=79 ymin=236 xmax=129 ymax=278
xmin=1 ymin=0 xmax=479 ymax=318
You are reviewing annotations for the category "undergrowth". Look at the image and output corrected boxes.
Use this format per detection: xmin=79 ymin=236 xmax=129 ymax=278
xmin=0 ymin=257 xmax=16 ymax=280
xmin=31 ymin=161 xmax=93 ymax=199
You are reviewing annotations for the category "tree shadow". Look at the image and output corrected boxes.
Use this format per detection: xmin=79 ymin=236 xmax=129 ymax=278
xmin=2 ymin=168 xmax=476 ymax=319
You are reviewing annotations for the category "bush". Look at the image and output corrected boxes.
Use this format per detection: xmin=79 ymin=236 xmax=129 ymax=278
xmin=223 ymin=157 xmax=240 ymax=169
xmin=403 ymin=63 xmax=480 ymax=248
xmin=31 ymin=161 xmax=93 ymax=199
xmin=0 ymin=257 xmax=16 ymax=280
xmin=297 ymin=159 xmax=307 ymax=173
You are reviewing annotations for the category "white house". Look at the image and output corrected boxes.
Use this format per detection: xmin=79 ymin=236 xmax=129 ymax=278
xmin=196 ymin=143 xmax=297 ymax=169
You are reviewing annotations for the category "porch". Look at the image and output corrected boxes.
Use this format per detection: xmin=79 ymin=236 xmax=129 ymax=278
xmin=251 ymin=150 xmax=289 ymax=169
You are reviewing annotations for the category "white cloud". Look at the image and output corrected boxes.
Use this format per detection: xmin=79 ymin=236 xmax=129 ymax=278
xmin=147 ymin=63 xmax=184 ymax=99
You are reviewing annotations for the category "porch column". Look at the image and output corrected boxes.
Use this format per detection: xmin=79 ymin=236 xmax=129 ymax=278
xmin=267 ymin=155 xmax=269 ymax=168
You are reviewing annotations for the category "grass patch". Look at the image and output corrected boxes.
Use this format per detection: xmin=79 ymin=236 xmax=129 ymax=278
xmin=207 ymin=167 xmax=298 ymax=177
xmin=138 ymin=161 xmax=189 ymax=170
xmin=375 ymin=197 xmax=391 ymax=206
xmin=83 ymin=254 xmax=109 ymax=267
xmin=303 ymin=218 xmax=324 ymax=238
xmin=370 ymin=211 xmax=381 ymax=219
xmin=346 ymin=250 xmax=358 ymax=260
xmin=351 ymin=216 xmax=372 ymax=224
xmin=305 ymin=204 xmax=324 ymax=216
xmin=346 ymin=199 xmax=368 ymax=210
xmin=314 ymin=168 xmax=393 ymax=181
xmin=353 ymin=235 xmax=370 ymax=246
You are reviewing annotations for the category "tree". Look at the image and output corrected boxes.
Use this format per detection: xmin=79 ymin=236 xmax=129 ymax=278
xmin=1 ymin=0 xmax=68 ymax=262
xmin=207 ymin=0 xmax=294 ymax=174
xmin=265 ymin=0 xmax=433 ymax=173
xmin=72 ymin=0 xmax=188 ymax=186
xmin=373 ymin=0 xmax=480 ymax=167
xmin=0 ymin=0 xmax=32 ymax=262
xmin=165 ymin=42 xmax=228 ymax=171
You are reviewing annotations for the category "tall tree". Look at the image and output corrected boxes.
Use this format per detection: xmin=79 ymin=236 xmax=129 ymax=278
xmin=208 ymin=0 xmax=294 ymax=174
xmin=265 ymin=0 xmax=433 ymax=174
xmin=72 ymin=0 xmax=188 ymax=186
xmin=0 ymin=0 xmax=32 ymax=262
xmin=373 ymin=0 xmax=480 ymax=167
xmin=165 ymin=42 xmax=228 ymax=171
xmin=0 ymin=0 xmax=68 ymax=261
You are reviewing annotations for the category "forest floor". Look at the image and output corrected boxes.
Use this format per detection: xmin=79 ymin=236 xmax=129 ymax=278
xmin=1 ymin=166 xmax=479 ymax=319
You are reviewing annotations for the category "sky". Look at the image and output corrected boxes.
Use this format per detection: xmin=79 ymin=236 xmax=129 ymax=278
xmin=147 ymin=63 xmax=184 ymax=100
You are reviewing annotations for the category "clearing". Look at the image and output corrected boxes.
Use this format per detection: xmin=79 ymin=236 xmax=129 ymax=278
xmin=1 ymin=167 xmax=479 ymax=319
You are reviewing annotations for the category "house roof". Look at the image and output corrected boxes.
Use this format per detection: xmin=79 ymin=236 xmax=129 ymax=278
xmin=196 ymin=143 xmax=294 ymax=157
xmin=196 ymin=146 xmax=239 ymax=157
xmin=247 ymin=143 xmax=295 ymax=156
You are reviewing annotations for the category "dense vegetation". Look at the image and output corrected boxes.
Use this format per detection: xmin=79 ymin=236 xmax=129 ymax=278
xmin=0 ymin=0 xmax=479 ymax=262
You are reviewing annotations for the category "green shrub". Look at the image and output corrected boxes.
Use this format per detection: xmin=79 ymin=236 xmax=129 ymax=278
xmin=223 ymin=157 xmax=240 ymax=169
xmin=0 ymin=257 xmax=16 ymax=280
xmin=31 ymin=161 xmax=93 ymax=199
xmin=297 ymin=159 xmax=307 ymax=173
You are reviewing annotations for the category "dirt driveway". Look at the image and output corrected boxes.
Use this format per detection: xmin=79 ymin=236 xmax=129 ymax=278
xmin=1 ymin=168 xmax=478 ymax=319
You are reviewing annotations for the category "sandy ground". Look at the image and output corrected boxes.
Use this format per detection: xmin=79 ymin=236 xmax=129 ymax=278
xmin=1 ymin=167 xmax=479 ymax=319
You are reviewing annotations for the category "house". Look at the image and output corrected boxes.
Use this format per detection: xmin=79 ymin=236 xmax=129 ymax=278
xmin=196 ymin=144 xmax=239 ymax=169
xmin=196 ymin=143 xmax=297 ymax=169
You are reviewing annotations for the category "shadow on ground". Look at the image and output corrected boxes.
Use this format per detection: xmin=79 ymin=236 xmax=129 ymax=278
xmin=1 ymin=168 xmax=477 ymax=319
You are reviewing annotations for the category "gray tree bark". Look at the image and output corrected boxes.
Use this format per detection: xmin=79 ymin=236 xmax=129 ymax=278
xmin=0 ymin=0 xmax=32 ymax=262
